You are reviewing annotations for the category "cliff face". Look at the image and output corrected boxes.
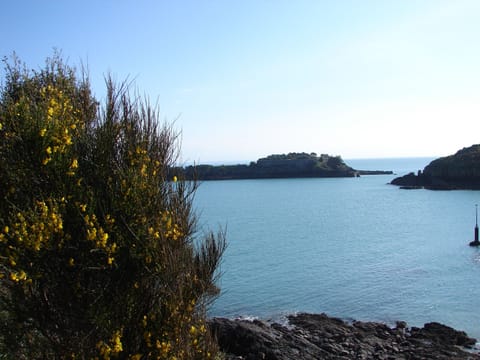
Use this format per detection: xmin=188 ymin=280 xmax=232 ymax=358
xmin=424 ymin=145 xmax=480 ymax=179
xmin=391 ymin=144 xmax=480 ymax=190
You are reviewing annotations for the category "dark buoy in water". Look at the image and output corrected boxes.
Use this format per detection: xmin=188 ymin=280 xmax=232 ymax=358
xmin=469 ymin=204 xmax=480 ymax=246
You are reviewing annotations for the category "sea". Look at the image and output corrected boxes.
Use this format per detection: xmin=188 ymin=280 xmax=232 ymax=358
xmin=193 ymin=157 xmax=480 ymax=339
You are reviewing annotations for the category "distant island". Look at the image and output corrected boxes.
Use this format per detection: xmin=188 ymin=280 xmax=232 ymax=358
xmin=391 ymin=144 xmax=480 ymax=190
xmin=176 ymin=152 xmax=392 ymax=180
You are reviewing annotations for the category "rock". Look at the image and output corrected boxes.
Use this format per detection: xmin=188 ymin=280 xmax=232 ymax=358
xmin=209 ymin=313 xmax=480 ymax=360
xmin=411 ymin=322 xmax=477 ymax=348
xmin=395 ymin=320 xmax=407 ymax=329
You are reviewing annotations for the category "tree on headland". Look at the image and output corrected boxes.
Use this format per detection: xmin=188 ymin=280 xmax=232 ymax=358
xmin=0 ymin=53 xmax=225 ymax=359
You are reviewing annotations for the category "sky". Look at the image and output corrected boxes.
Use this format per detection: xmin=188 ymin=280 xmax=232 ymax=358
xmin=1 ymin=0 xmax=480 ymax=164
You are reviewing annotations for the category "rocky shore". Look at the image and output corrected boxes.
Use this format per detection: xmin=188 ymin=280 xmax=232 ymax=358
xmin=209 ymin=313 xmax=479 ymax=359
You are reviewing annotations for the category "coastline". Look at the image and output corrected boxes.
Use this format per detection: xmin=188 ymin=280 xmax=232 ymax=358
xmin=175 ymin=152 xmax=393 ymax=181
xmin=209 ymin=312 xmax=480 ymax=359
xmin=390 ymin=145 xmax=480 ymax=190
xmin=197 ymin=153 xmax=480 ymax=358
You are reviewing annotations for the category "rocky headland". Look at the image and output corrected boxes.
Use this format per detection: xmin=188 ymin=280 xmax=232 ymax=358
xmin=209 ymin=313 xmax=479 ymax=360
xmin=178 ymin=152 xmax=392 ymax=180
xmin=391 ymin=145 xmax=480 ymax=190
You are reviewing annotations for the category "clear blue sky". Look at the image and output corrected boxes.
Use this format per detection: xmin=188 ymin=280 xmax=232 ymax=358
xmin=2 ymin=0 xmax=480 ymax=163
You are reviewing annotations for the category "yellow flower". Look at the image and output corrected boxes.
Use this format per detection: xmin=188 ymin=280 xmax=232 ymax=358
xmin=111 ymin=330 xmax=123 ymax=353
xmin=144 ymin=331 xmax=152 ymax=347
xmin=39 ymin=128 xmax=47 ymax=137
xmin=157 ymin=340 xmax=171 ymax=354
xmin=101 ymin=231 xmax=109 ymax=243
xmin=87 ymin=227 xmax=97 ymax=241
xmin=70 ymin=158 xmax=78 ymax=169
xmin=46 ymin=146 xmax=52 ymax=155
xmin=10 ymin=270 xmax=26 ymax=282
xmin=173 ymin=175 xmax=178 ymax=182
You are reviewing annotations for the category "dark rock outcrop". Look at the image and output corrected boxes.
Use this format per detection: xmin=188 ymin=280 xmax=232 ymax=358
xmin=209 ymin=313 xmax=479 ymax=360
xmin=391 ymin=145 xmax=480 ymax=190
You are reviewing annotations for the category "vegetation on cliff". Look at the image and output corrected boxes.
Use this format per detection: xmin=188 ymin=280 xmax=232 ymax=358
xmin=0 ymin=54 xmax=225 ymax=359
xmin=391 ymin=144 xmax=480 ymax=189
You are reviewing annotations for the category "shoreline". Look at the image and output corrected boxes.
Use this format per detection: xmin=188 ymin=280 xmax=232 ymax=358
xmin=209 ymin=312 xmax=480 ymax=359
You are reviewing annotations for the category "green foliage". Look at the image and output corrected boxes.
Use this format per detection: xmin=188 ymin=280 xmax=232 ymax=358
xmin=325 ymin=155 xmax=343 ymax=169
xmin=259 ymin=152 xmax=317 ymax=161
xmin=0 ymin=54 xmax=225 ymax=359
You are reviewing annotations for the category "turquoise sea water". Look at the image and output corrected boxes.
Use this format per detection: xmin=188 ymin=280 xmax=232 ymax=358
xmin=194 ymin=158 xmax=480 ymax=338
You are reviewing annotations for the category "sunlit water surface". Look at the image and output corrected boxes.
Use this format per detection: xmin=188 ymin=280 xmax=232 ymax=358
xmin=194 ymin=158 xmax=480 ymax=338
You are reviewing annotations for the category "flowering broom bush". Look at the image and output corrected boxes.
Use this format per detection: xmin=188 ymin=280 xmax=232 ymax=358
xmin=0 ymin=54 xmax=225 ymax=359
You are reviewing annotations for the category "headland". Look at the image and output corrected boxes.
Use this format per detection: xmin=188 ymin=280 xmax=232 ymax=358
xmin=177 ymin=152 xmax=392 ymax=180
xmin=391 ymin=144 xmax=480 ymax=190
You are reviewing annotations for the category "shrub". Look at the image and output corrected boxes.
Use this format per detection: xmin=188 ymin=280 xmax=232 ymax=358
xmin=0 ymin=54 xmax=225 ymax=359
